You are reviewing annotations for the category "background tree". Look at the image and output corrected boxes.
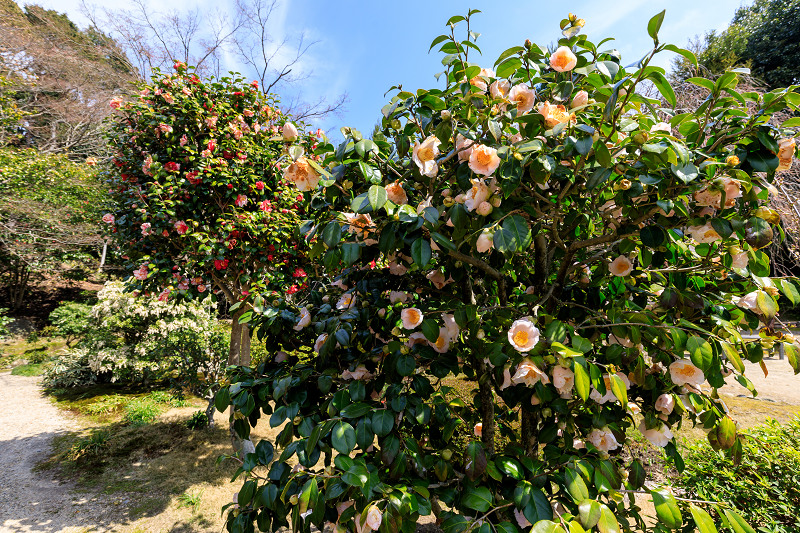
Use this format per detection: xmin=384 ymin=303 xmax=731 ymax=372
xmin=0 ymin=148 xmax=107 ymax=311
xmin=0 ymin=0 xmax=136 ymax=156
xmin=218 ymin=11 xmax=800 ymax=533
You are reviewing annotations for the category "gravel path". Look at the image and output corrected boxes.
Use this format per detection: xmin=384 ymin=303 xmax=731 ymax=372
xmin=0 ymin=372 xmax=111 ymax=533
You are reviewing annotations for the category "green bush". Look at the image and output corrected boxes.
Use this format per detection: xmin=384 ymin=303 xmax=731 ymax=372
xmin=0 ymin=308 xmax=12 ymax=339
xmin=122 ymin=398 xmax=161 ymax=425
xmin=49 ymin=302 xmax=92 ymax=346
xmin=186 ymin=410 xmax=209 ymax=430
xmin=677 ymin=418 xmax=800 ymax=532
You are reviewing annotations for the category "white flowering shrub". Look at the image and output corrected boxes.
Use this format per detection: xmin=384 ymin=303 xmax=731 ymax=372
xmin=217 ymin=10 xmax=800 ymax=533
xmin=44 ymin=282 xmax=228 ymax=420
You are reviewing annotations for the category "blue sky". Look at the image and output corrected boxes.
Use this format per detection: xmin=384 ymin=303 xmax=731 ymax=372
xmin=21 ymin=0 xmax=751 ymax=134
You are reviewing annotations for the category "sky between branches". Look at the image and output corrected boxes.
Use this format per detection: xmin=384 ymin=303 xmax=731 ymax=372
xmin=19 ymin=0 xmax=751 ymax=134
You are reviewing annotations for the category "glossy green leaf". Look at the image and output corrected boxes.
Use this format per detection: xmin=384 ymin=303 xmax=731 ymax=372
xmin=651 ymin=489 xmax=682 ymax=529
xmin=597 ymin=505 xmax=620 ymax=533
xmin=368 ymin=185 xmax=387 ymax=211
xmin=461 ymin=486 xmax=493 ymax=513
xmin=331 ymin=421 xmax=356 ymax=454
xmin=689 ymin=505 xmax=718 ymax=533
xmin=574 ymin=363 xmax=590 ymax=402
xmin=723 ymin=509 xmax=757 ymax=533
xmin=647 ymin=9 xmax=666 ymax=41
xmin=411 ymin=238 xmax=432 ymax=267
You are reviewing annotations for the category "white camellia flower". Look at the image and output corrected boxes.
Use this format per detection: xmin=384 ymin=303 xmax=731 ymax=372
xmin=293 ymin=307 xmax=311 ymax=331
xmin=401 ymin=308 xmax=424 ymax=329
xmin=511 ymin=358 xmax=550 ymax=387
xmin=468 ymin=144 xmax=501 ymax=176
xmin=389 ymin=291 xmax=410 ymax=304
xmin=639 ymin=420 xmax=674 ymax=447
xmin=455 ymin=134 xmax=474 ymax=162
xmin=669 ymin=359 xmax=705 ymax=387
xmin=385 ymin=181 xmax=408 ymax=205
xmin=655 ymin=394 xmax=675 ymax=415
xmin=282 ymin=122 xmax=298 ymax=141
xmin=587 ymin=427 xmax=619 ymax=452
xmin=508 ymin=318 xmax=541 ymax=352
xmin=508 ymin=84 xmax=536 ymax=114
xmin=609 ymin=255 xmax=633 ymax=276
xmin=430 ymin=327 xmax=451 ymax=353
xmin=442 ymin=313 xmax=460 ymax=340
xmin=590 ymin=373 xmax=630 ymax=404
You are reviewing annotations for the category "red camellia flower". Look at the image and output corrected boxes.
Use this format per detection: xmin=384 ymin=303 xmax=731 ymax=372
xmin=251 ymin=80 xmax=259 ymax=89
xmin=293 ymin=267 xmax=307 ymax=278
xmin=286 ymin=284 xmax=299 ymax=295
xmin=235 ymin=194 xmax=248 ymax=207
xmin=259 ymin=199 xmax=272 ymax=212
xmin=164 ymin=161 xmax=180 ymax=172
xmin=186 ymin=171 xmax=201 ymax=185
xmin=174 ymin=220 xmax=189 ymax=234
xmin=214 ymin=259 xmax=229 ymax=270
xmin=222 ymin=150 xmax=233 ymax=159
xmin=162 ymin=230 xmax=170 ymax=237
xmin=255 ymin=181 xmax=265 ymax=191
xmin=207 ymin=139 xmax=216 ymax=152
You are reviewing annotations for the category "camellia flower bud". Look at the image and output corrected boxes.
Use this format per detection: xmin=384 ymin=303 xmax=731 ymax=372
xmin=490 ymin=196 xmax=502 ymax=208
xmin=571 ymin=90 xmax=589 ymax=108
xmin=282 ymin=122 xmax=298 ymax=141
xmin=726 ymin=155 xmax=740 ymax=167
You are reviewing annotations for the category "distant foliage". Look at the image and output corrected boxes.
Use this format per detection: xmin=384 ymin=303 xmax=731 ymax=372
xmin=49 ymin=302 xmax=92 ymax=346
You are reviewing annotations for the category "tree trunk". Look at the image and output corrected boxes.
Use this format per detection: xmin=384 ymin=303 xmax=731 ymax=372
xmin=521 ymin=410 xmax=538 ymax=458
xmin=229 ymin=305 xmax=252 ymax=366
xmin=478 ymin=360 xmax=495 ymax=454
xmin=205 ymin=395 xmax=216 ymax=427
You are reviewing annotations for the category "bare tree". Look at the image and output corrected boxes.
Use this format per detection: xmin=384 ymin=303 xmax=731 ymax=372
xmin=84 ymin=0 xmax=347 ymax=121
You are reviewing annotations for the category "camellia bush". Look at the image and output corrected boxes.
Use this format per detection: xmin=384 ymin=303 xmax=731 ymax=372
xmin=104 ymin=62 xmax=320 ymax=366
xmin=218 ymin=10 xmax=800 ymax=533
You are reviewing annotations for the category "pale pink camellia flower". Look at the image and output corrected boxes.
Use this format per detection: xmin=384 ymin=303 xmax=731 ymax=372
xmin=639 ymin=420 xmax=674 ymax=448
xmin=389 ymin=291 xmax=410 ymax=304
xmin=469 ymin=67 xmax=495 ymax=92
xmin=109 ymin=96 xmax=123 ymax=109
xmin=655 ymin=393 xmax=675 ymax=415
xmin=275 ymin=351 xmax=288 ymax=363
xmin=473 ymin=422 xmax=482 ymax=438
xmin=406 ymin=331 xmax=427 ymax=349
xmin=777 ymin=137 xmax=796 ymax=171
xmin=401 ymin=308 xmax=424 ymax=330
xmin=133 ymin=264 xmax=148 ymax=281
xmin=282 ymin=122 xmax=299 ymax=141
xmin=686 ymin=223 xmax=721 ymax=244
xmin=490 ymin=79 xmax=511 ymax=99
xmin=571 ymin=90 xmax=589 ymax=109
xmin=476 ymin=201 xmax=493 ymax=216
xmin=412 ymin=135 xmax=441 ymax=177
xmin=508 ymin=84 xmax=536 ymax=114
xmin=426 ymin=269 xmax=451 ymax=289
xmin=235 ymin=194 xmax=248 ymax=207
xmin=336 ymin=292 xmax=357 ymax=310
xmin=142 ymin=155 xmax=153 ymax=176
xmin=385 ymin=181 xmax=408 ymax=205
xmin=609 ymin=255 xmax=633 ymax=277
xmin=158 ymin=123 xmax=173 ymax=134
xmin=174 ymin=220 xmax=189 ymax=234
xmin=731 ymin=251 xmax=749 ymax=270
xmin=508 ymin=318 xmax=541 ymax=352
xmin=331 ymin=279 xmax=348 ymax=290
xmin=735 ymin=290 xmax=762 ymax=315
xmin=455 ymin=134 xmax=474 ymax=162
xmin=650 ymin=122 xmax=672 ymax=134
xmin=162 ymin=92 xmax=174 ymax=104
xmin=389 ymin=261 xmax=408 ymax=276
xmin=442 ymin=313 xmax=459 ymax=340
xmin=538 ymin=101 xmax=576 ymax=129
xmin=549 ymin=46 xmax=578 ymax=72
xmin=179 ymin=134 xmax=188 ymax=146
xmin=313 ymin=333 xmax=328 ymax=354
xmin=511 ymin=358 xmax=550 ymax=387
xmin=500 ymin=367 xmax=513 ymax=390
xmin=293 ymin=307 xmax=311 ymax=331
xmin=573 ymin=439 xmax=586 ymax=450
xmin=476 ymin=230 xmax=493 ymax=253
xmin=430 ymin=327 xmax=451 ymax=353
xmin=284 ymin=157 xmax=320 ymax=192
xmin=669 ymin=359 xmax=705 ymax=387
xmin=552 ymin=366 xmax=575 ymax=398
xmin=342 ymin=365 xmax=373 ymax=381
xmin=464 ymin=179 xmax=491 ymax=211
xmin=365 ymin=505 xmax=382 ymax=531
xmin=102 ymin=213 xmax=115 ymax=224
xmin=158 ymin=288 xmax=171 ymax=302
xmin=590 ymin=373 xmax=630 ymax=404
xmin=587 ymin=427 xmax=620 ymax=452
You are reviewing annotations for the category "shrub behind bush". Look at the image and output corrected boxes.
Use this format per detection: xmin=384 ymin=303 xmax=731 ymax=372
xmin=678 ymin=417 xmax=800 ymax=532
